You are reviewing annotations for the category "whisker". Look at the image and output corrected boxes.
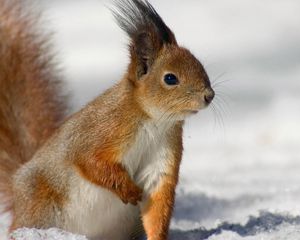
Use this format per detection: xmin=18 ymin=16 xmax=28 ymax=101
xmin=214 ymin=95 xmax=230 ymax=118
xmin=212 ymin=72 xmax=226 ymax=84
xmin=209 ymin=103 xmax=219 ymax=129
xmin=212 ymin=79 xmax=232 ymax=90
xmin=156 ymin=97 xmax=187 ymax=124
xmin=216 ymin=103 xmax=227 ymax=135
xmin=211 ymin=101 xmax=226 ymax=133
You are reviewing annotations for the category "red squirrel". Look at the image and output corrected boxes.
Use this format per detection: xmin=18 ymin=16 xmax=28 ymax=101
xmin=0 ymin=0 xmax=215 ymax=239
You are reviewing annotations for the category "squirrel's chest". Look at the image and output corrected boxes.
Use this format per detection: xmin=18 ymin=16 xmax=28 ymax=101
xmin=122 ymin=122 xmax=172 ymax=193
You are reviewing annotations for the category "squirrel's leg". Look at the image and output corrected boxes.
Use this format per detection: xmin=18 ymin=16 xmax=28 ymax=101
xmin=140 ymin=175 xmax=177 ymax=240
xmin=74 ymin=153 xmax=143 ymax=205
xmin=140 ymin=125 xmax=182 ymax=240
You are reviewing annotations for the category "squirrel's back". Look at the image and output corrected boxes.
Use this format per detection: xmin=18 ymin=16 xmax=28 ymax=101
xmin=0 ymin=0 xmax=66 ymax=212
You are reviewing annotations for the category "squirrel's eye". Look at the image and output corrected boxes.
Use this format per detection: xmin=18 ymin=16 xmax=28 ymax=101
xmin=164 ymin=73 xmax=179 ymax=86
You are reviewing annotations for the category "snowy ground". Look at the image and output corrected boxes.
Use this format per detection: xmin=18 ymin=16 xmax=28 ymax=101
xmin=1 ymin=0 xmax=300 ymax=239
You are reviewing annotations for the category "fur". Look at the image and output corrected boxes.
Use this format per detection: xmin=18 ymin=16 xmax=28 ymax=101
xmin=0 ymin=0 xmax=214 ymax=240
xmin=0 ymin=0 xmax=66 ymax=213
xmin=62 ymin=113 xmax=179 ymax=239
xmin=112 ymin=0 xmax=176 ymax=44
xmin=64 ymin=175 xmax=140 ymax=240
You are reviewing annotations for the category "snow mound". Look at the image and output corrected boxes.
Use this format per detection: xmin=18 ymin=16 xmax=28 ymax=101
xmin=169 ymin=211 xmax=300 ymax=240
xmin=208 ymin=224 xmax=300 ymax=240
xmin=10 ymin=228 xmax=88 ymax=240
xmin=5 ymin=212 xmax=300 ymax=240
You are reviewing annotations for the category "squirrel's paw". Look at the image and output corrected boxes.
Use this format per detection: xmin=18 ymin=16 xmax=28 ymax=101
xmin=118 ymin=181 xmax=143 ymax=205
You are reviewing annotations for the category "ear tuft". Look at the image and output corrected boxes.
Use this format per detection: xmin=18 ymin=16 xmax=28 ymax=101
xmin=111 ymin=0 xmax=177 ymax=79
xmin=112 ymin=0 xmax=176 ymax=45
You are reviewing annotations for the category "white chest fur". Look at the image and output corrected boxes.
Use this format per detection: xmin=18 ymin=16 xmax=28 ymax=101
xmin=123 ymin=120 xmax=174 ymax=194
xmin=65 ymin=174 xmax=140 ymax=240
xmin=64 ymin=120 xmax=175 ymax=240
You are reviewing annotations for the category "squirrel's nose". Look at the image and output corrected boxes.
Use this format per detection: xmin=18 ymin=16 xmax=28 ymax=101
xmin=203 ymin=88 xmax=215 ymax=105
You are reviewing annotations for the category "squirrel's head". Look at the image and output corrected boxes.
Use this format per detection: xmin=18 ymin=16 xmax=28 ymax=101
xmin=113 ymin=0 xmax=214 ymax=120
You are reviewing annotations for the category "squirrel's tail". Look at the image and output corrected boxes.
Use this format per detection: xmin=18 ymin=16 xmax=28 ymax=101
xmin=0 ymin=0 xmax=67 ymax=212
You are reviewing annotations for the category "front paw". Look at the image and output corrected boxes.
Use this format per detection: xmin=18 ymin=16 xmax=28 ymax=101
xmin=118 ymin=182 xmax=143 ymax=205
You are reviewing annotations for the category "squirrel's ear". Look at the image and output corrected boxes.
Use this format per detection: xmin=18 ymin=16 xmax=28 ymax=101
xmin=130 ymin=30 xmax=163 ymax=78
xmin=112 ymin=0 xmax=177 ymax=80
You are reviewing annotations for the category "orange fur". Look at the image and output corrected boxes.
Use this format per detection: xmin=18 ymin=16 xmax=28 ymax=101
xmin=141 ymin=123 xmax=182 ymax=240
xmin=11 ymin=173 xmax=67 ymax=230
xmin=70 ymin=87 xmax=146 ymax=204
xmin=142 ymin=179 xmax=176 ymax=239
xmin=0 ymin=0 xmax=66 ymax=213
xmin=0 ymin=1 xmax=214 ymax=239
xmin=75 ymin=152 xmax=143 ymax=205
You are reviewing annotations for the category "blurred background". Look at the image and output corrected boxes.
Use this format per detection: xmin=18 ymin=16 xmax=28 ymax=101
xmin=3 ymin=0 xmax=299 ymax=239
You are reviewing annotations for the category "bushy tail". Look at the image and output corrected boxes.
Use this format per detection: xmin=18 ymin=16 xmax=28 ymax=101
xmin=0 ymin=0 xmax=67 ymax=212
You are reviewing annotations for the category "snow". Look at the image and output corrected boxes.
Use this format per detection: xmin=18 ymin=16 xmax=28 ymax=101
xmin=208 ymin=224 xmax=300 ymax=240
xmin=1 ymin=0 xmax=300 ymax=239
xmin=170 ymin=211 xmax=300 ymax=239
xmin=10 ymin=228 xmax=87 ymax=240
xmin=0 ymin=212 xmax=10 ymax=240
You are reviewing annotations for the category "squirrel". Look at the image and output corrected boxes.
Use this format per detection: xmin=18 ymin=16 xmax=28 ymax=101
xmin=0 ymin=0 xmax=215 ymax=240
